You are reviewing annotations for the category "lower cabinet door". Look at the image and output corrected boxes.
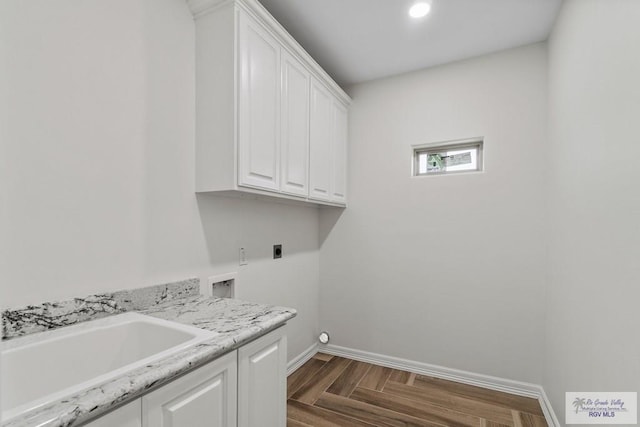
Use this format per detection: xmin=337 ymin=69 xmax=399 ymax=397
xmin=84 ymin=400 xmax=142 ymax=427
xmin=238 ymin=326 xmax=287 ymax=427
xmin=142 ymin=351 xmax=237 ymax=427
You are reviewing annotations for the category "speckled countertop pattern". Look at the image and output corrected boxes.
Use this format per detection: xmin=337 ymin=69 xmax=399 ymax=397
xmin=2 ymin=279 xmax=202 ymax=340
xmin=2 ymin=295 xmax=296 ymax=427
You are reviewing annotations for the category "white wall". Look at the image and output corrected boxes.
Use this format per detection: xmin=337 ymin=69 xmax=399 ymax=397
xmin=544 ymin=0 xmax=640 ymax=421
xmin=320 ymin=44 xmax=548 ymax=383
xmin=7 ymin=0 xmax=639 ymax=406
xmin=197 ymin=195 xmax=321 ymax=361
xmin=0 ymin=0 xmax=319 ymax=361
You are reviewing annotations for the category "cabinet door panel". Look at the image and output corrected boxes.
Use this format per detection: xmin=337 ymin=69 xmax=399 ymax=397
xmin=143 ymin=351 xmax=237 ymax=427
xmin=238 ymin=11 xmax=280 ymax=191
xmin=163 ymin=377 xmax=224 ymax=426
xmin=238 ymin=327 xmax=287 ymax=427
xmin=85 ymin=400 xmax=142 ymax=427
xmin=280 ymin=52 xmax=310 ymax=197
xmin=308 ymin=79 xmax=333 ymax=201
xmin=331 ymin=101 xmax=348 ymax=203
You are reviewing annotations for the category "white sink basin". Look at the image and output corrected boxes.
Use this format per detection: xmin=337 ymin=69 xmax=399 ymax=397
xmin=1 ymin=312 xmax=217 ymax=422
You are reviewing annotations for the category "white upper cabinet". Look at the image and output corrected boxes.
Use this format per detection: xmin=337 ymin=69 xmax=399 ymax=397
xmin=309 ymin=79 xmax=333 ymax=201
xmin=310 ymin=79 xmax=348 ymax=203
xmin=237 ymin=11 xmax=281 ymax=191
xmin=280 ymin=51 xmax=310 ymax=197
xmin=189 ymin=0 xmax=350 ymax=206
xmin=331 ymin=101 xmax=348 ymax=203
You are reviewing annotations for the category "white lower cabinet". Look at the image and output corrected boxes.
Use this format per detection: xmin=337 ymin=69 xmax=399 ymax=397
xmin=84 ymin=400 xmax=142 ymax=427
xmin=83 ymin=327 xmax=287 ymax=427
xmin=142 ymin=351 xmax=237 ymax=427
xmin=238 ymin=326 xmax=287 ymax=427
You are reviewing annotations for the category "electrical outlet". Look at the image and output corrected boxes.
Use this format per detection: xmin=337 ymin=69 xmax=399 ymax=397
xmin=239 ymin=247 xmax=248 ymax=266
xmin=273 ymin=244 xmax=282 ymax=259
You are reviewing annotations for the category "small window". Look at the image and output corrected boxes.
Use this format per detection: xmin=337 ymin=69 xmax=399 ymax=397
xmin=413 ymin=138 xmax=483 ymax=176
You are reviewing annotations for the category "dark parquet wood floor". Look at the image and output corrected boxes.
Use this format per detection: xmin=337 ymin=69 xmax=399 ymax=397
xmin=287 ymin=353 xmax=548 ymax=427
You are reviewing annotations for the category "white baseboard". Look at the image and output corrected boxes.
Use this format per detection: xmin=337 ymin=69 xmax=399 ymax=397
xmin=538 ymin=387 xmax=562 ymax=427
xmin=321 ymin=344 xmax=560 ymax=427
xmin=287 ymin=342 xmax=319 ymax=376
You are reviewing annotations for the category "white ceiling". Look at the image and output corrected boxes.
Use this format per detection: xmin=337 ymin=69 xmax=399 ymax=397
xmin=258 ymin=0 xmax=563 ymax=87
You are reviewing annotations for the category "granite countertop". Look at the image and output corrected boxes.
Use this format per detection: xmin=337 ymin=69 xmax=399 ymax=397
xmin=2 ymin=289 xmax=296 ymax=427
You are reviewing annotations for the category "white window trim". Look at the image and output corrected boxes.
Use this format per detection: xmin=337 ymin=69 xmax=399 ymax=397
xmin=412 ymin=137 xmax=484 ymax=176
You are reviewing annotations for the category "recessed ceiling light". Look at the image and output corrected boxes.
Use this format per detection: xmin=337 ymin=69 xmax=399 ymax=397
xmin=409 ymin=2 xmax=431 ymax=19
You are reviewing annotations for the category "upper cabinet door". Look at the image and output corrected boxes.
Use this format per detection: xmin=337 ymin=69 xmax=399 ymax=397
xmin=308 ymin=78 xmax=333 ymax=201
xmin=192 ymin=2 xmax=350 ymax=205
xmin=237 ymin=10 xmax=281 ymax=191
xmin=331 ymin=101 xmax=348 ymax=203
xmin=280 ymin=51 xmax=310 ymax=197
